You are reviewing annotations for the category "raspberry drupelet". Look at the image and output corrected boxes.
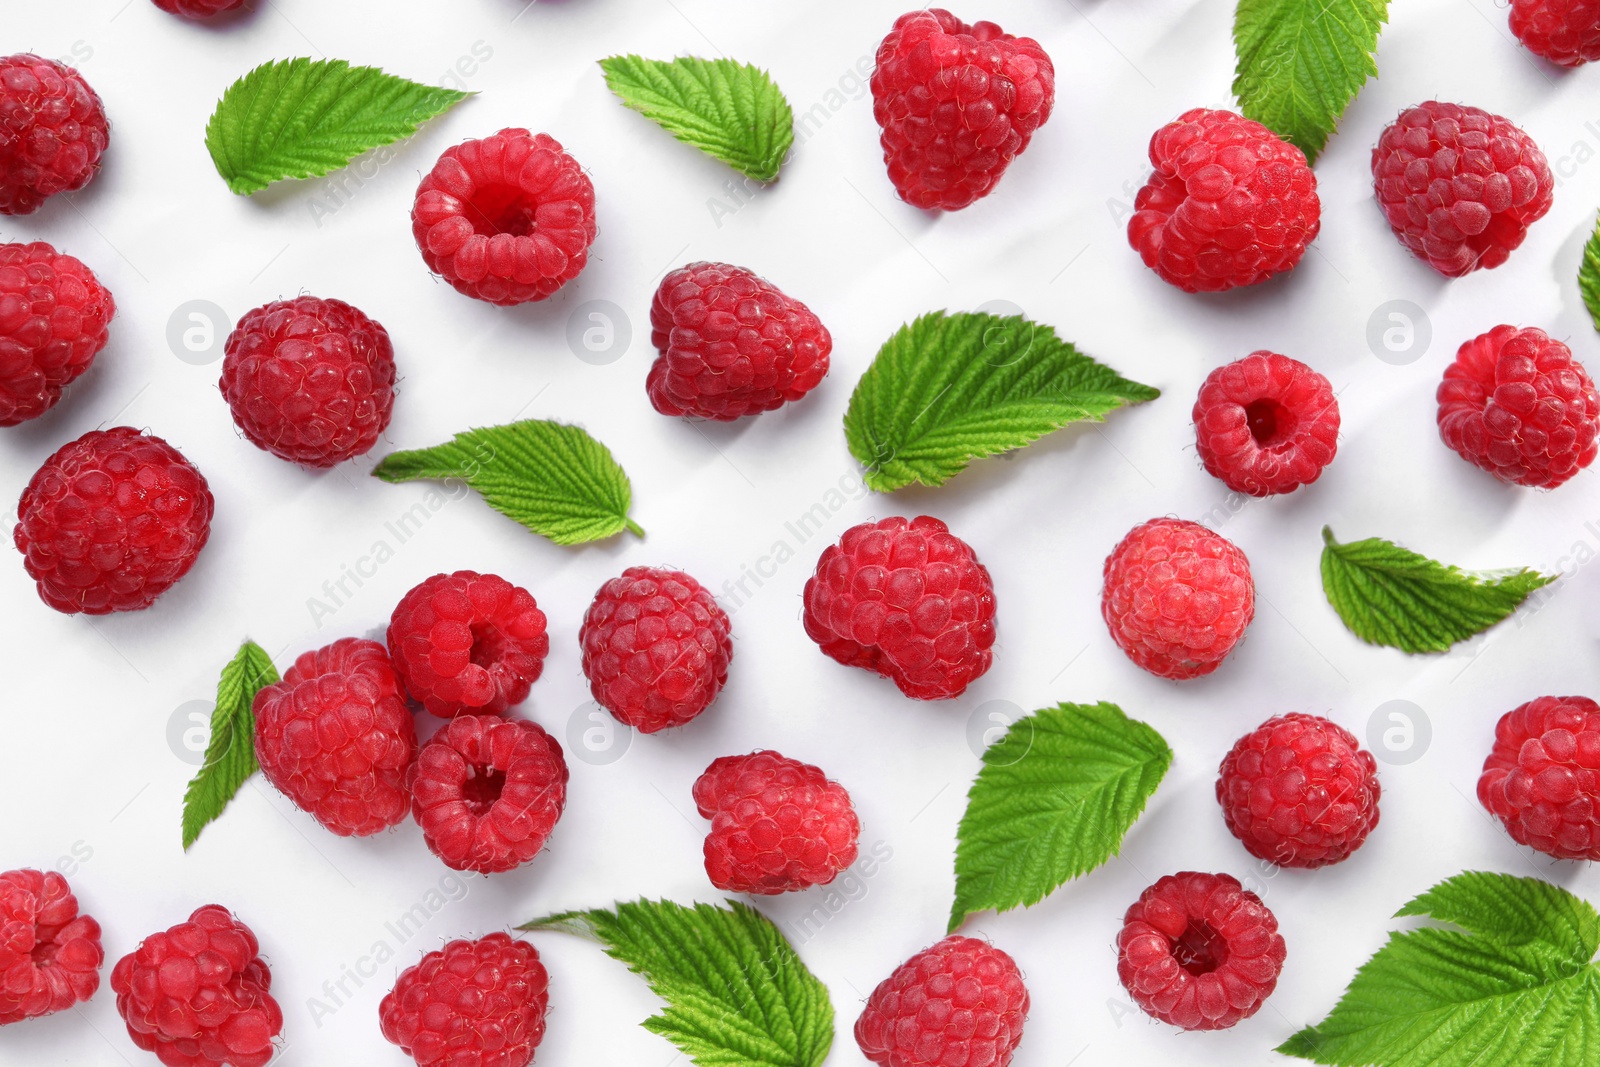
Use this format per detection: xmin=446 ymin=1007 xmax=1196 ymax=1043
xmin=0 ymin=54 xmax=109 ymax=215
xmin=1193 ymin=351 xmax=1339 ymax=496
xmin=151 ymin=0 xmax=249 ymax=16
xmin=0 ymin=869 xmax=102 ymax=1025
xmin=855 ymin=936 xmax=1029 ymax=1067
xmin=0 ymin=241 xmax=116 ymax=426
xmin=380 ymin=933 xmax=549 ymax=1067
xmin=1478 ymin=695 xmax=1600 ymax=860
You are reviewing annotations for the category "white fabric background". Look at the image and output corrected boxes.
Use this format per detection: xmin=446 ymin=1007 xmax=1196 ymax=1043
xmin=6 ymin=1 xmax=1600 ymax=1064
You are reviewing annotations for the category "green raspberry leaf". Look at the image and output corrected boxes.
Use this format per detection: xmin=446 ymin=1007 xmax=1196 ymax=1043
xmin=949 ymin=702 xmax=1172 ymax=933
xmin=206 ymin=58 xmax=470 ymax=195
xmin=844 ymin=311 xmax=1160 ymax=492
xmin=1320 ymin=527 xmax=1555 ymax=654
xmin=1280 ymin=871 xmax=1600 ymax=1066
xmin=1580 ymin=212 xmax=1600 ymax=335
xmin=599 ymin=55 xmax=794 ymax=182
xmin=372 ymin=419 xmax=643 ymax=547
xmin=1233 ymin=0 xmax=1390 ymax=163
xmin=521 ymin=898 xmax=833 ymax=1067
xmin=181 ymin=640 xmax=279 ymax=851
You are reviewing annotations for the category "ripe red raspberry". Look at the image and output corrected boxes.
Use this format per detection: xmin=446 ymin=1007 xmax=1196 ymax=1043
xmin=1216 ymin=714 xmax=1381 ymax=868
xmin=1478 ymin=695 xmax=1600 ymax=860
xmin=1101 ymin=518 xmax=1255 ymax=681
xmin=0 ymin=241 xmax=116 ymax=426
xmin=1116 ymin=871 xmax=1286 ymax=1031
xmin=252 ymin=638 xmax=417 ymax=838
xmin=855 ymin=936 xmax=1028 ymax=1067
xmin=803 ymin=515 xmax=997 ymax=700
xmin=380 ymin=933 xmax=548 ymax=1067
xmin=647 ymin=262 xmax=831 ymax=420
xmin=152 ymin=0 xmax=248 ymax=16
xmin=219 ymin=296 xmax=396 ymax=468
xmin=1193 ymin=351 xmax=1339 ymax=496
xmin=388 ymin=571 xmax=550 ymax=717
xmin=410 ymin=715 xmax=568 ymax=874
xmin=870 ymin=10 xmax=1054 ymax=211
xmin=1511 ymin=0 xmax=1600 ymax=65
xmin=0 ymin=55 xmax=108 ymax=216
xmin=1128 ymin=109 xmax=1319 ymax=293
xmin=580 ymin=566 xmax=732 ymax=733
xmin=692 ymin=751 xmax=860 ymax=894
xmin=1372 ymin=102 xmax=1553 ymax=277
xmin=111 ymin=906 xmax=282 ymax=1067
xmin=0 ymin=869 xmax=102 ymax=1025
xmin=412 ymin=129 xmax=596 ymax=305
xmin=14 ymin=427 xmax=213 ymax=615
xmin=1437 ymin=325 xmax=1599 ymax=489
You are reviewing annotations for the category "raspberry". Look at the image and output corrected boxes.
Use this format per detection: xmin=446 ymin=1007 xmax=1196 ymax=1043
xmin=1372 ymin=102 xmax=1553 ymax=277
xmin=803 ymin=515 xmax=997 ymax=700
xmin=1128 ymin=109 xmax=1320 ymax=293
xmin=410 ymin=715 xmax=568 ymax=874
xmin=1101 ymin=518 xmax=1255 ymax=680
xmin=580 ymin=566 xmax=733 ymax=733
xmin=219 ymin=296 xmax=396 ymax=468
xmin=1478 ymin=695 xmax=1600 ymax=860
xmin=0 ymin=241 xmax=116 ymax=426
xmin=1216 ymin=714 xmax=1381 ymax=868
xmin=387 ymin=571 xmax=550 ymax=717
xmin=111 ymin=905 xmax=282 ymax=1067
xmin=0 ymin=869 xmax=102 ymax=1025
xmin=870 ymin=10 xmax=1054 ymax=211
xmin=380 ymin=933 xmax=548 ymax=1067
xmin=1437 ymin=325 xmax=1599 ymax=489
xmin=1193 ymin=351 xmax=1339 ymax=496
xmin=0 ymin=54 xmax=108 ymax=216
xmin=1116 ymin=871 xmax=1286 ymax=1031
xmin=411 ymin=129 xmax=596 ymax=305
xmin=14 ymin=427 xmax=214 ymax=615
xmin=692 ymin=751 xmax=860 ymax=894
xmin=252 ymin=638 xmax=417 ymax=838
xmin=1511 ymin=0 xmax=1600 ymax=65
xmin=152 ymin=0 xmax=248 ymax=16
xmin=855 ymin=936 xmax=1028 ymax=1067
xmin=647 ymin=262 xmax=831 ymax=420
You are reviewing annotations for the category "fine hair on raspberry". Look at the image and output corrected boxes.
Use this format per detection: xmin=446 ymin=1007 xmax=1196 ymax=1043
xmin=411 ymin=128 xmax=597 ymax=305
xmin=1128 ymin=108 xmax=1320 ymax=292
xmin=0 ymin=54 xmax=109 ymax=215
xmin=380 ymin=933 xmax=549 ymax=1067
xmin=0 ymin=868 xmax=103 ymax=1025
xmin=252 ymin=637 xmax=417 ymax=838
xmin=1116 ymin=871 xmax=1286 ymax=1031
xmin=855 ymin=935 xmax=1029 ymax=1067
xmin=1509 ymin=0 xmax=1600 ymax=66
xmin=869 ymin=9 xmax=1055 ymax=211
xmin=409 ymin=715 xmax=569 ymax=874
xmin=219 ymin=295 xmax=397 ymax=468
xmin=1478 ymin=695 xmax=1600 ymax=860
xmin=647 ymin=262 xmax=832 ymax=420
xmin=1436 ymin=325 xmax=1600 ymax=489
xmin=1193 ymin=351 xmax=1339 ymax=496
xmin=1372 ymin=102 xmax=1553 ymax=276
xmin=388 ymin=570 xmax=550 ymax=717
xmin=13 ymin=426 xmax=214 ymax=614
xmin=693 ymin=750 xmax=860 ymax=894
xmin=803 ymin=515 xmax=997 ymax=700
xmin=580 ymin=565 xmax=733 ymax=733
xmin=0 ymin=241 xmax=116 ymax=426
xmin=1217 ymin=713 xmax=1382 ymax=868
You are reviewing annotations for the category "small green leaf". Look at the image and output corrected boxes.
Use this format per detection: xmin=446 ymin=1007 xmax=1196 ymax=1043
xmin=522 ymin=898 xmax=833 ymax=1067
xmin=206 ymin=58 xmax=470 ymax=195
xmin=949 ymin=702 xmax=1172 ymax=932
xmin=1580 ymin=212 xmax=1600 ymax=335
xmin=1280 ymin=871 xmax=1600 ymax=1066
xmin=1233 ymin=0 xmax=1390 ymax=163
xmin=1320 ymin=527 xmax=1555 ymax=654
xmin=182 ymin=641 xmax=279 ymax=851
xmin=372 ymin=419 xmax=643 ymax=546
xmin=599 ymin=55 xmax=794 ymax=182
xmin=844 ymin=311 xmax=1160 ymax=492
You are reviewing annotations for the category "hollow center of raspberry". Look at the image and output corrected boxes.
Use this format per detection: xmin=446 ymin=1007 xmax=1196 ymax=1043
xmin=463 ymin=185 xmax=538 ymax=238
xmin=461 ymin=765 xmax=507 ymax=814
xmin=469 ymin=625 xmax=509 ymax=670
xmin=1171 ymin=920 xmax=1229 ymax=976
xmin=1244 ymin=398 xmax=1294 ymax=448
